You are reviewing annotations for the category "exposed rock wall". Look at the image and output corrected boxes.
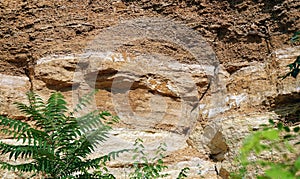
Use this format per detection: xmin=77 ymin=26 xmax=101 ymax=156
xmin=0 ymin=0 xmax=299 ymax=178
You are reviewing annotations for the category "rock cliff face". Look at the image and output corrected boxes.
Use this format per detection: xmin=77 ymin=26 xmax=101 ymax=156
xmin=0 ymin=0 xmax=299 ymax=178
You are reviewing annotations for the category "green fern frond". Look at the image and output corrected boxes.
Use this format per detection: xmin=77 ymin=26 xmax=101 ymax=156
xmin=0 ymin=91 xmax=123 ymax=178
xmin=77 ymin=110 xmax=104 ymax=132
xmin=14 ymin=92 xmax=47 ymax=129
xmin=76 ymin=149 xmax=128 ymax=171
xmin=45 ymin=93 xmax=67 ymax=119
xmin=0 ymin=161 xmax=37 ymax=173
xmin=0 ymin=116 xmax=50 ymax=145
xmin=85 ymin=127 xmax=111 ymax=147
xmin=73 ymin=90 xmax=98 ymax=114
xmin=73 ymin=172 xmax=116 ymax=179
xmin=0 ymin=142 xmax=55 ymax=161
xmin=0 ymin=116 xmax=30 ymax=133
xmin=77 ymin=110 xmax=118 ymax=136
xmin=14 ymin=92 xmax=45 ymax=116
xmin=26 ymin=91 xmax=45 ymax=108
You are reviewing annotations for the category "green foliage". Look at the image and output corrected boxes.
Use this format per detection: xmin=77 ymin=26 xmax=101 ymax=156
xmin=283 ymin=56 xmax=300 ymax=79
xmin=129 ymin=138 xmax=189 ymax=179
xmin=232 ymin=119 xmax=300 ymax=178
xmin=282 ymin=31 xmax=300 ymax=79
xmin=234 ymin=31 xmax=300 ymax=178
xmin=176 ymin=167 xmax=190 ymax=179
xmin=129 ymin=138 xmax=169 ymax=179
xmin=291 ymin=31 xmax=300 ymax=43
xmin=0 ymin=91 xmax=127 ymax=178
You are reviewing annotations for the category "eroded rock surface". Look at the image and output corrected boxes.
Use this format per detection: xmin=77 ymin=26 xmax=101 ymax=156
xmin=0 ymin=74 xmax=30 ymax=117
xmin=0 ymin=0 xmax=299 ymax=178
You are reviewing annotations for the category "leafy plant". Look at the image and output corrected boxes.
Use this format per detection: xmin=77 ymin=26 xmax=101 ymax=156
xmin=291 ymin=31 xmax=300 ymax=43
xmin=231 ymin=119 xmax=300 ymax=178
xmin=176 ymin=167 xmax=190 ymax=179
xmin=129 ymin=138 xmax=169 ymax=179
xmin=233 ymin=31 xmax=300 ymax=178
xmin=0 ymin=91 xmax=127 ymax=178
xmin=282 ymin=31 xmax=300 ymax=79
xmin=129 ymin=138 xmax=189 ymax=179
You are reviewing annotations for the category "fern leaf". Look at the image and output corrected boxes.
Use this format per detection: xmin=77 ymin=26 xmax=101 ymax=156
xmin=73 ymin=90 xmax=98 ymax=113
xmin=83 ymin=149 xmax=128 ymax=169
xmin=0 ymin=116 xmax=49 ymax=145
xmin=0 ymin=161 xmax=37 ymax=172
xmin=43 ymin=92 xmax=68 ymax=132
xmin=85 ymin=127 xmax=111 ymax=147
xmin=77 ymin=110 xmax=110 ymax=133
xmin=14 ymin=92 xmax=46 ymax=127
xmin=0 ymin=91 xmax=123 ymax=178
xmin=0 ymin=142 xmax=55 ymax=160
